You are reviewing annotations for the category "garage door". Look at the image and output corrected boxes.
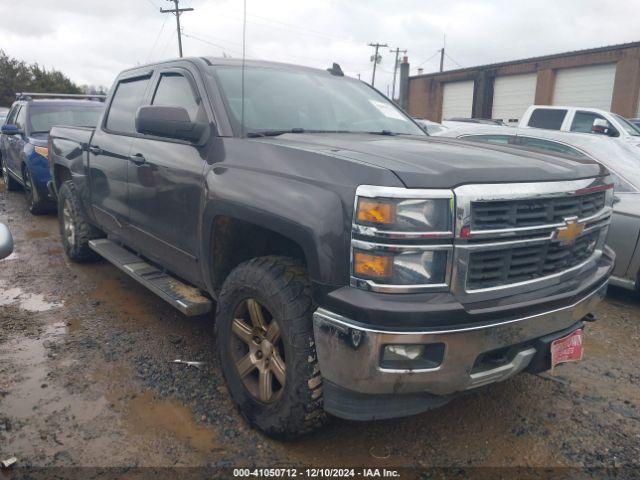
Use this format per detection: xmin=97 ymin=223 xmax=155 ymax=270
xmin=442 ymin=80 xmax=474 ymax=119
xmin=491 ymin=73 xmax=537 ymax=125
xmin=553 ymin=63 xmax=616 ymax=110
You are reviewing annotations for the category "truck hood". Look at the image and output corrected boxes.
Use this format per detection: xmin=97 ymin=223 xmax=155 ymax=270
xmin=263 ymin=133 xmax=607 ymax=188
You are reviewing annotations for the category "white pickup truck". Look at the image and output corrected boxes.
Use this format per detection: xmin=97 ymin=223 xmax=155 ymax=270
xmin=519 ymin=105 xmax=640 ymax=147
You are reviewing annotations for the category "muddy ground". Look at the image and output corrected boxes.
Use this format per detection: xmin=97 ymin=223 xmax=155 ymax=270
xmin=0 ymin=181 xmax=639 ymax=478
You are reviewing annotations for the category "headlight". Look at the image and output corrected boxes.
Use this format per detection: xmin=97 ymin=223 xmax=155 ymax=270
xmin=351 ymin=186 xmax=454 ymax=293
xmin=354 ymin=186 xmax=454 ymax=237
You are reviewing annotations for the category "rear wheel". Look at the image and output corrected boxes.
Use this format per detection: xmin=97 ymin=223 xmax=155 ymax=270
xmin=22 ymin=165 xmax=49 ymax=215
xmin=58 ymin=180 xmax=102 ymax=262
xmin=2 ymin=160 xmax=21 ymax=191
xmin=216 ymin=256 xmax=325 ymax=438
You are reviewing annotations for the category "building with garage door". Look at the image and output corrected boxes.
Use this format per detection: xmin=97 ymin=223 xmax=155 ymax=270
xmin=402 ymin=41 xmax=640 ymax=125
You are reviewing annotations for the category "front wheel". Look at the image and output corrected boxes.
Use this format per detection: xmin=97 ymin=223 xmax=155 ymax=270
xmin=23 ymin=165 xmax=50 ymax=215
xmin=216 ymin=256 xmax=326 ymax=438
xmin=58 ymin=180 xmax=102 ymax=262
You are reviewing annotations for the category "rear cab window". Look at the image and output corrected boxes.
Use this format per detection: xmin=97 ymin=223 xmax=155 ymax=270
xmin=517 ymin=137 xmax=588 ymax=158
xmin=528 ymin=108 xmax=567 ymax=130
xmin=106 ymin=76 xmax=151 ymax=134
xmin=460 ymin=134 xmax=515 ymax=145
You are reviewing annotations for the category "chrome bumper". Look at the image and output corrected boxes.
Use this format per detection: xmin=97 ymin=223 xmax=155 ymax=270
xmin=313 ymin=281 xmax=607 ymax=396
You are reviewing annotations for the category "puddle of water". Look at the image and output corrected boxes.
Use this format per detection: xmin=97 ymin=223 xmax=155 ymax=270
xmin=25 ymin=230 xmax=50 ymax=240
xmin=115 ymin=391 xmax=218 ymax=453
xmin=0 ymin=322 xmax=106 ymax=422
xmin=0 ymin=285 xmax=63 ymax=312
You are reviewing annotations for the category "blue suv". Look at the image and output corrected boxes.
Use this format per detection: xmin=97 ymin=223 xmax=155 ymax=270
xmin=0 ymin=94 xmax=104 ymax=214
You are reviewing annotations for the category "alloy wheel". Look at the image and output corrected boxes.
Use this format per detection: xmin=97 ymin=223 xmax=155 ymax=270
xmin=229 ymin=298 xmax=286 ymax=403
xmin=62 ymin=199 xmax=76 ymax=246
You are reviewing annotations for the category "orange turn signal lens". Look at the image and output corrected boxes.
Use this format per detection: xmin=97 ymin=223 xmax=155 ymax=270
xmin=354 ymin=251 xmax=393 ymax=279
xmin=34 ymin=146 xmax=49 ymax=157
xmin=357 ymin=199 xmax=395 ymax=225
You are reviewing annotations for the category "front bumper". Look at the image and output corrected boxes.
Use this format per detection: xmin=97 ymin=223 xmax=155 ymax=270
xmin=313 ymin=279 xmax=607 ymax=419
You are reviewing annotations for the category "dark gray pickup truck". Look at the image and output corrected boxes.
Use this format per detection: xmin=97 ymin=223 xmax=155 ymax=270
xmin=48 ymin=57 xmax=615 ymax=437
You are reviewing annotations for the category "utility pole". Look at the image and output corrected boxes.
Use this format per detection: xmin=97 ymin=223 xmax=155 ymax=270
xmin=160 ymin=0 xmax=194 ymax=58
xmin=390 ymin=47 xmax=407 ymax=101
xmin=368 ymin=42 xmax=388 ymax=87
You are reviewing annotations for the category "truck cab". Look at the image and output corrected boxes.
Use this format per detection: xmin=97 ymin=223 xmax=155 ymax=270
xmin=49 ymin=58 xmax=614 ymax=437
xmin=519 ymin=105 xmax=640 ymax=146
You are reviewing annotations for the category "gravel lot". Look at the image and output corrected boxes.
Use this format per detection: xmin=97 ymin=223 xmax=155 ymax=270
xmin=0 ymin=181 xmax=639 ymax=477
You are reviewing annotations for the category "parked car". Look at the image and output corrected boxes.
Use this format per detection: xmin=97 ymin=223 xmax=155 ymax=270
xmin=413 ymin=118 xmax=447 ymax=134
xmin=435 ymin=124 xmax=639 ymax=291
xmin=49 ymin=57 xmax=613 ymax=437
xmin=0 ymin=223 xmax=13 ymax=259
xmin=0 ymin=94 xmax=104 ymax=214
xmin=519 ymin=105 xmax=640 ymax=147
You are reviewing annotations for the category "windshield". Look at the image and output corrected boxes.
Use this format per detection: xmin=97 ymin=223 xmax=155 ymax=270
xmin=613 ymin=114 xmax=640 ymax=137
xmin=28 ymin=104 xmax=104 ymax=134
xmin=211 ymin=66 xmax=425 ymax=136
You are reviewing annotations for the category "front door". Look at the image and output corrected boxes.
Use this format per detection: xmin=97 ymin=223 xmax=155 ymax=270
xmin=7 ymin=105 xmax=27 ymax=177
xmin=126 ymin=69 xmax=206 ymax=283
xmin=89 ymin=74 xmax=152 ymax=239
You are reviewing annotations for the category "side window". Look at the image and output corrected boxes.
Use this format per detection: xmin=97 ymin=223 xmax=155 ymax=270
xmin=528 ymin=108 xmax=567 ymax=130
xmin=518 ymin=137 xmax=588 ymax=158
xmin=461 ymin=134 xmax=514 ymax=145
xmin=6 ymin=105 xmax=20 ymax=125
xmin=152 ymin=73 xmax=202 ymax=122
xmin=15 ymin=106 xmax=27 ymax=131
xmin=570 ymin=111 xmax=613 ymax=134
xmin=106 ymin=76 xmax=151 ymax=134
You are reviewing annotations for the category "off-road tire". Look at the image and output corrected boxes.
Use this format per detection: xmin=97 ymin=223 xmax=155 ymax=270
xmin=23 ymin=165 xmax=50 ymax=215
xmin=2 ymin=160 xmax=21 ymax=192
xmin=58 ymin=180 xmax=102 ymax=262
xmin=216 ymin=256 xmax=326 ymax=438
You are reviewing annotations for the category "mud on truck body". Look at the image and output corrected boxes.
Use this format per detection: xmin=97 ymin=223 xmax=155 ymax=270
xmin=48 ymin=57 xmax=614 ymax=437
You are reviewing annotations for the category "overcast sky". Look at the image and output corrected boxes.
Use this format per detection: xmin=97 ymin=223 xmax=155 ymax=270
xmin=2 ymin=0 xmax=640 ymax=96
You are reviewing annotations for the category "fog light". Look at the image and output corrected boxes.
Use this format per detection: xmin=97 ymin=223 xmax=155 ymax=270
xmin=381 ymin=343 xmax=445 ymax=370
xmin=385 ymin=345 xmax=424 ymax=360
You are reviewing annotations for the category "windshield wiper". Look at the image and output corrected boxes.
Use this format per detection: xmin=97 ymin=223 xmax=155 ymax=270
xmin=246 ymin=128 xmax=306 ymax=138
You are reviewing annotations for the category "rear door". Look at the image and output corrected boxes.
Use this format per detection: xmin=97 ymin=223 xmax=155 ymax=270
xmin=126 ymin=67 xmax=208 ymax=283
xmin=89 ymin=72 xmax=152 ymax=239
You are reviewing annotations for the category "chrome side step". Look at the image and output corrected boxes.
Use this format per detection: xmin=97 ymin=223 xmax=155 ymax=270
xmin=88 ymin=239 xmax=213 ymax=316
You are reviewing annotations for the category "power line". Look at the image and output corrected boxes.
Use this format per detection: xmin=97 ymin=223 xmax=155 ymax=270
xmin=146 ymin=15 xmax=169 ymax=63
xmin=445 ymin=52 xmax=463 ymax=68
xmin=416 ymin=50 xmax=441 ymax=68
xmin=160 ymin=0 xmax=194 ymax=58
xmin=368 ymin=42 xmax=387 ymax=87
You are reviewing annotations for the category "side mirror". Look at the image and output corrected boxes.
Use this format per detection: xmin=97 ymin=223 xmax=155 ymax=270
xmin=1 ymin=124 xmax=20 ymax=135
xmin=135 ymin=105 xmax=207 ymax=143
xmin=592 ymin=118 xmax=618 ymax=137
xmin=0 ymin=223 xmax=14 ymax=260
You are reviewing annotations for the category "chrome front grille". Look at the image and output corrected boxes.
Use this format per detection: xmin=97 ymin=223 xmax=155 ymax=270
xmin=467 ymin=230 xmax=599 ymax=290
xmin=471 ymin=191 xmax=606 ymax=230
xmin=452 ymin=178 xmax=613 ymax=301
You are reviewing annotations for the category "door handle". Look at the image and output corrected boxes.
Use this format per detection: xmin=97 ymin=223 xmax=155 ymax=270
xmin=89 ymin=145 xmax=103 ymax=155
xmin=129 ymin=153 xmax=146 ymax=166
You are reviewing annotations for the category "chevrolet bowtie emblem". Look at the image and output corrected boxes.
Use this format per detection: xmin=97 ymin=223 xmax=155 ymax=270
xmin=553 ymin=217 xmax=585 ymax=245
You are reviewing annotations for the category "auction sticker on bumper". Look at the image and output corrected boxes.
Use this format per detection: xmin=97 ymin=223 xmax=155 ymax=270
xmin=551 ymin=328 xmax=584 ymax=369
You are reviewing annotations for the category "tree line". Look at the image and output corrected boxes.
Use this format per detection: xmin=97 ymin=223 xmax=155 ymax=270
xmin=0 ymin=50 xmax=107 ymax=108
